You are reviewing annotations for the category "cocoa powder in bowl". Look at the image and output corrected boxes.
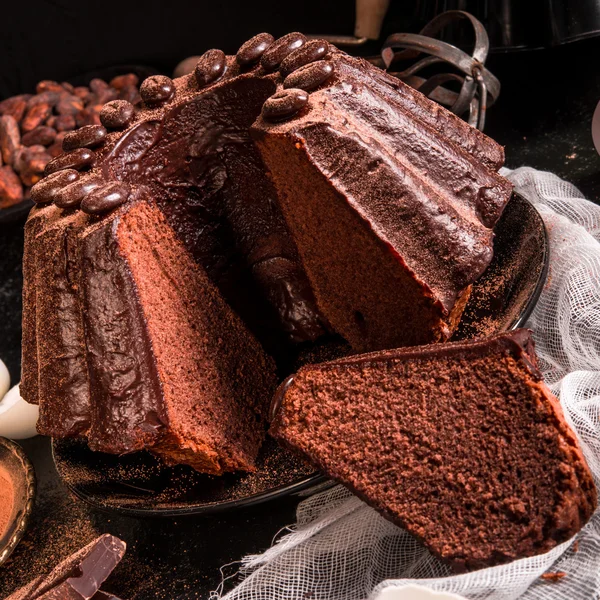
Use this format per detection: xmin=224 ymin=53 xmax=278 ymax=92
xmin=0 ymin=465 xmax=14 ymax=538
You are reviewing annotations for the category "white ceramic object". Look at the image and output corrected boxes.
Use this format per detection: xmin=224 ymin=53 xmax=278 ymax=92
xmin=593 ymin=100 xmax=600 ymax=156
xmin=0 ymin=385 xmax=39 ymax=440
xmin=374 ymin=585 xmax=467 ymax=600
xmin=0 ymin=358 xmax=10 ymax=401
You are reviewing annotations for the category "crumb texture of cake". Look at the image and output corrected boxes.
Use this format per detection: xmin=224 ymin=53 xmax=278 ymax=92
xmin=115 ymin=201 xmax=277 ymax=473
xmin=270 ymin=330 xmax=597 ymax=571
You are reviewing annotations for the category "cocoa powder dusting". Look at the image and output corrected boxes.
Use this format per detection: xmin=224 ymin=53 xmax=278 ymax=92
xmin=0 ymin=466 xmax=14 ymax=537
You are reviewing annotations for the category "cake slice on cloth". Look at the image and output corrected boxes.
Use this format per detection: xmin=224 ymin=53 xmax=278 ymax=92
xmin=270 ymin=329 xmax=597 ymax=571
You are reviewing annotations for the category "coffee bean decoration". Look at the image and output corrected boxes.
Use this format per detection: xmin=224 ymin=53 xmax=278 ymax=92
xmin=236 ymin=33 xmax=274 ymax=66
xmin=262 ymin=88 xmax=309 ymax=122
xmin=100 ymin=100 xmax=135 ymax=129
xmin=44 ymin=148 xmax=95 ymax=176
xmin=62 ymin=125 xmax=108 ymax=151
xmin=283 ymin=60 xmax=335 ymax=91
xmin=194 ymin=49 xmax=227 ymax=87
xmin=261 ymin=33 xmax=307 ymax=72
xmin=81 ymin=181 xmax=131 ymax=215
xmin=54 ymin=176 xmax=104 ymax=209
xmin=140 ymin=75 xmax=175 ymax=106
xmin=30 ymin=169 xmax=79 ymax=204
xmin=279 ymin=39 xmax=330 ymax=77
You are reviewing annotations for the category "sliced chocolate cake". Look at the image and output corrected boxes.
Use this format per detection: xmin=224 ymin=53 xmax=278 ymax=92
xmin=270 ymin=330 xmax=597 ymax=571
xmin=251 ymin=53 xmax=512 ymax=350
xmin=23 ymin=32 xmax=512 ymax=469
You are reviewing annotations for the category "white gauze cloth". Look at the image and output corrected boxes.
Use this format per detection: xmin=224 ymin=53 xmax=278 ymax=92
xmin=216 ymin=167 xmax=600 ymax=600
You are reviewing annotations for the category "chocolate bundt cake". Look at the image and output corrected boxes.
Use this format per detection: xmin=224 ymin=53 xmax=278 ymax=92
xmin=23 ymin=32 xmax=511 ymax=470
xmin=270 ymin=330 xmax=597 ymax=571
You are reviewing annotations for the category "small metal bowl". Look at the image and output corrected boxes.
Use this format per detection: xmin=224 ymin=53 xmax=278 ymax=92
xmin=0 ymin=437 xmax=36 ymax=566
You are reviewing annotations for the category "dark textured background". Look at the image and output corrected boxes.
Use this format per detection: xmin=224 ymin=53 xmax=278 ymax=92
xmin=1 ymin=3 xmax=600 ymax=598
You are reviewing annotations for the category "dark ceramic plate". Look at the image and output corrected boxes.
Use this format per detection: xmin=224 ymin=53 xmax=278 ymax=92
xmin=53 ymin=191 xmax=548 ymax=517
xmin=0 ymin=437 xmax=36 ymax=565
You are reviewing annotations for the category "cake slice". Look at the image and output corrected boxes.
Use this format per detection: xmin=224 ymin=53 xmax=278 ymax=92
xmin=78 ymin=196 xmax=277 ymax=472
xmin=270 ymin=330 xmax=597 ymax=571
xmin=252 ymin=50 xmax=512 ymax=351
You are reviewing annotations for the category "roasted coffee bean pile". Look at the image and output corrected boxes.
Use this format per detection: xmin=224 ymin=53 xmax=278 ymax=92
xmin=0 ymin=74 xmax=140 ymax=208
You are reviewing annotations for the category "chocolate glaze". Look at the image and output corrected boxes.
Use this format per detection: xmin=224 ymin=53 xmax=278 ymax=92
xmin=100 ymin=75 xmax=326 ymax=345
xmin=35 ymin=213 xmax=92 ymax=438
xmin=79 ymin=210 xmax=166 ymax=453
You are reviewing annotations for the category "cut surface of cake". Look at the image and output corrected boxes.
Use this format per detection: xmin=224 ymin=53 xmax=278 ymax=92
xmin=270 ymin=329 xmax=597 ymax=571
xmin=23 ymin=32 xmax=512 ymax=470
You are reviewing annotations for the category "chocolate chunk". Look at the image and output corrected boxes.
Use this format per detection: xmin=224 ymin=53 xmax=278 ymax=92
xmin=283 ymin=60 xmax=335 ymax=91
xmin=22 ymin=126 xmax=57 ymax=147
xmin=30 ymin=169 xmax=80 ymax=204
xmin=262 ymin=88 xmax=309 ymax=121
xmin=6 ymin=534 xmax=126 ymax=600
xmin=54 ymin=176 xmax=103 ymax=209
xmin=236 ymin=33 xmax=274 ymax=66
xmin=279 ymin=39 xmax=329 ymax=77
xmin=260 ymin=32 xmax=306 ymax=72
xmin=63 ymin=125 xmax=108 ymax=151
xmin=194 ymin=49 xmax=227 ymax=87
xmin=140 ymin=75 xmax=175 ymax=105
xmin=99 ymin=100 xmax=135 ymax=129
xmin=81 ymin=181 xmax=130 ymax=214
xmin=44 ymin=148 xmax=95 ymax=176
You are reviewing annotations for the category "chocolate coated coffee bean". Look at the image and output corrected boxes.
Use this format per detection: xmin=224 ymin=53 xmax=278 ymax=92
xmin=54 ymin=176 xmax=104 ymax=209
xmin=140 ymin=75 xmax=175 ymax=105
xmin=100 ymin=100 xmax=135 ymax=129
xmin=62 ymin=125 xmax=108 ymax=151
xmin=262 ymin=88 xmax=309 ymax=121
xmin=261 ymin=33 xmax=307 ymax=72
xmin=30 ymin=169 xmax=79 ymax=204
xmin=194 ymin=49 xmax=227 ymax=87
xmin=283 ymin=60 xmax=335 ymax=91
xmin=236 ymin=33 xmax=274 ymax=66
xmin=44 ymin=148 xmax=95 ymax=176
xmin=279 ymin=39 xmax=329 ymax=77
xmin=81 ymin=181 xmax=130 ymax=215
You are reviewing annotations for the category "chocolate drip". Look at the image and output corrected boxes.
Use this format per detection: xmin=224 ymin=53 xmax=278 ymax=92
xmin=80 ymin=216 xmax=167 ymax=453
